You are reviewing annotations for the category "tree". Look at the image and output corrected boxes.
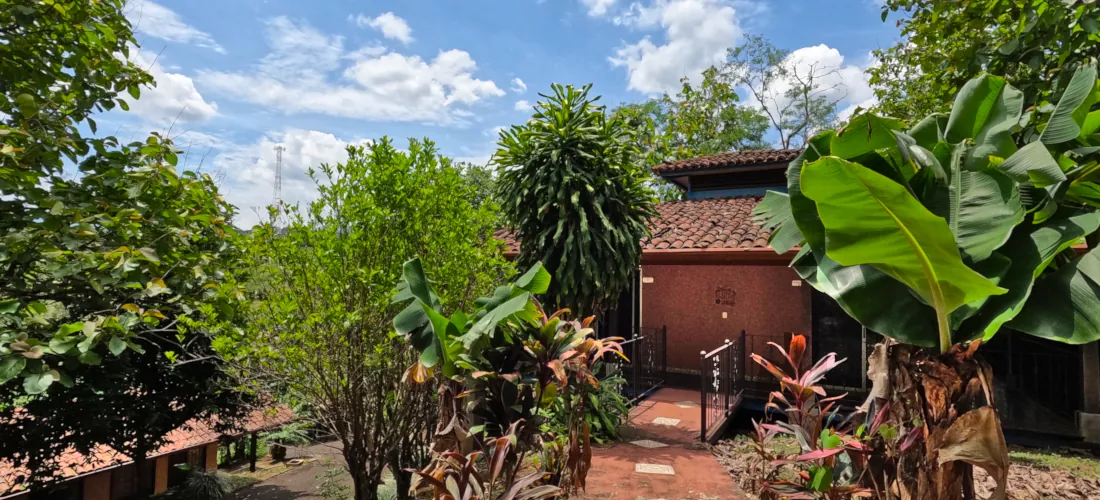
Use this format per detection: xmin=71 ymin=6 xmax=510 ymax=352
xmin=494 ymin=84 xmax=657 ymax=318
xmin=223 ymin=138 xmax=509 ymax=500
xmin=723 ymin=34 xmax=841 ymax=148
xmin=613 ymin=68 xmax=769 ymax=201
xmin=869 ymin=0 xmax=1100 ymax=122
xmin=1 ymin=0 xmax=251 ymax=494
xmin=753 ymin=63 xmax=1100 ymax=497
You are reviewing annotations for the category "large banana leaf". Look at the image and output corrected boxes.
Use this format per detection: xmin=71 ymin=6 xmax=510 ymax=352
xmin=956 ymin=209 xmax=1100 ymax=341
xmin=1041 ymin=61 xmax=1098 ymax=145
xmin=944 ymin=74 xmax=1023 ymax=169
xmin=941 ymin=157 xmax=1024 ymax=262
xmin=753 ymin=190 xmax=803 ymax=254
xmin=801 ymin=156 xmax=1006 ymax=350
xmin=794 ymin=252 xmax=940 ymax=348
xmin=1009 ymin=246 xmax=1100 ymax=343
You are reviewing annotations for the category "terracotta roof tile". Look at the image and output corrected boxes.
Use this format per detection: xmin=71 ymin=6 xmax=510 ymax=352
xmin=493 ymin=196 xmax=772 ymax=254
xmin=0 ymin=406 xmax=294 ymax=494
xmin=652 ymin=149 xmax=803 ymax=175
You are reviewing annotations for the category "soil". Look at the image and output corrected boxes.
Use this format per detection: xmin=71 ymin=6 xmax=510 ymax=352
xmin=711 ymin=436 xmax=1100 ymax=500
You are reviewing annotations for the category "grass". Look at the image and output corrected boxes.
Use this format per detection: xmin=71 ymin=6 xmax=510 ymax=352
xmin=1009 ymin=447 xmax=1100 ymax=480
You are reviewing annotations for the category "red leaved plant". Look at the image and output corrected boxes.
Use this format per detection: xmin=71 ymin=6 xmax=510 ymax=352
xmin=749 ymin=334 xmax=873 ymax=499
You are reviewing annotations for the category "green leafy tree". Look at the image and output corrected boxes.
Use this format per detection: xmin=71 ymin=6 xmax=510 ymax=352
xmin=614 ymin=68 xmax=769 ymax=201
xmin=1 ymin=0 xmax=252 ymax=494
xmin=494 ymin=84 xmax=657 ymax=318
xmin=223 ymin=138 xmax=509 ymax=500
xmin=753 ymin=63 xmax=1100 ymax=497
xmin=869 ymin=0 xmax=1100 ymax=121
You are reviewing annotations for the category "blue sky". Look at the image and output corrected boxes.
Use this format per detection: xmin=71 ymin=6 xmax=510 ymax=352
xmin=108 ymin=0 xmax=900 ymax=227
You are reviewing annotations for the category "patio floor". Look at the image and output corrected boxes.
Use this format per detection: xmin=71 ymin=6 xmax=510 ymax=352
xmin=580 ymin=388 xmax=748 ymax=500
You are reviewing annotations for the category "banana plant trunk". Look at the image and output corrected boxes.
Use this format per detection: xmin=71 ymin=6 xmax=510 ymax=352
xmin=863 ymin=342 xmax=1009 ymax=500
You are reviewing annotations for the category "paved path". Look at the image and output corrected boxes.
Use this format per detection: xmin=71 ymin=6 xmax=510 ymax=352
xmin=581 ymin=388 xmax=747 ymax=500
xmin=229 ymin=442 xmax=347 ymax=500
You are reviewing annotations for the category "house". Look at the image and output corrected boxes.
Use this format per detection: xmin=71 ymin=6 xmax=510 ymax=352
xmin=499 ymin=148 xmax=1100 ymax=443
xmin=0 ymin=406 xmax=293 ymax=500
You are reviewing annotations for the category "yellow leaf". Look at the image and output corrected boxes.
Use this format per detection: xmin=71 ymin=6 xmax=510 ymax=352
xmin=121 ymin=304 xmax=141 ymax=313
xmin=144 ymin=309 xmax=166 ymax=319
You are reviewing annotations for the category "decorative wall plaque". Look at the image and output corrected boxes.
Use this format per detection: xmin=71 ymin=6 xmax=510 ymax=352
xmin=715 ymin=286 xmax=736 ymax=305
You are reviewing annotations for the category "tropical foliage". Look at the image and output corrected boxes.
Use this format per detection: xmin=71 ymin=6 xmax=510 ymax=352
xmin=394 ymin=259 xmax=624 ymax=495
xmin=748 ymin=335 xmax=873 ymax=499
xmin=494 ymin=84 xmax=657 ymax=317
xmin=220 ymin=138 xmax=509 ymax=500
xmin=870 ymin=0 xmax=1100 ymax=122
xmin=753 ymin=63 xmax=1100 ymax=496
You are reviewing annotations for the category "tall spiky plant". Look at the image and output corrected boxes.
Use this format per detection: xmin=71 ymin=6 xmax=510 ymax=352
xmin=493 ymin=84 xmax=657 ymax=318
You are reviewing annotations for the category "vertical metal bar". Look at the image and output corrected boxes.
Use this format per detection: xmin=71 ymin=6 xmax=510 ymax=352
xmin=724 ymin=339 xmax=731 ymax=415
xmin=662 ymin=326 xmax=668 ymax=377
xmin=632 ymin=336 xmax=640 ymax=401
xmin=700 ymin=350 xmax=707 ymax=441
xmin=739 ymin=330 xmax=747 ymax=388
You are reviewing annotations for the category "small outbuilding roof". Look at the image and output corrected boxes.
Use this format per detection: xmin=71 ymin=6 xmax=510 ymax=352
xmin=651 ymin=149 xmax=803 ymax=176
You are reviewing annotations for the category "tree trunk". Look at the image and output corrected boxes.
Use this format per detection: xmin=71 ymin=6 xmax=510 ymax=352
xmin=863 ymin=342 xmax=1009 ymax=500
xmin=351 ymin=469 xmax=381 ymax=500
xmin=388 ymin=449 xmax=413 ymax=500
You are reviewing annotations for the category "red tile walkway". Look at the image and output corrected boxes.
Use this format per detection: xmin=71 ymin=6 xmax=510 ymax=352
xmin=580 ymin=388 xmax=748 ymax=500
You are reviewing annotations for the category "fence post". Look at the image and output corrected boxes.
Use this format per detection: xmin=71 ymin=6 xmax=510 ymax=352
xmin=632 ymin=333 xmax=641 ymax=402
xmin=724 ymin=338 xmax=731 ymax=415
xmin=700 ymin=350 xmax=707 ymax=442
xmin=662 ymin=326 xmax=668 ymax=376
xmin=739 ymin=330 xmax=747 ymax=389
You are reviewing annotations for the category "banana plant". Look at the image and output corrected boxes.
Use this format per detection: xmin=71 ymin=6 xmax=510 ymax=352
xmin=754 ymin=60 xmax=1100 ymax=354
xmin=753 ymin=60 xmax=1100 ymax=499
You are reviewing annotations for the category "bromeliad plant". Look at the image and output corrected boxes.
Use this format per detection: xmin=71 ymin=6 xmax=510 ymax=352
xmin=749 ymin=335 xmax=872 ymax=499
xmin=754 ymin=60 xmax=1100 ymax=498
xmin=393 ymin=258 xmax=624 ymax=495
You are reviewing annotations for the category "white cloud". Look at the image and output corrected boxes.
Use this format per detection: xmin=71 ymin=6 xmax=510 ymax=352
xmin=353 ymin=12 xmax=414 ymax=44
xmin=581 ymin=0 xmax=618 ymax=16
xmin=197 ymin=17 xmax=503 ymax=126
xmin=128 ymin=49 xmax=217 ymax=125
xmin=743 ymin=44 xmax=877 ymax=126
xmin=514 ymin=99 xmax=531 ymax=111
xmin=510 ymin=78 xmax=528 ymax=93
xmin=609 ymin=0 xmax=742 ymax=94
xmin=213 ymin=129 xmax=369 ymax=228
xmin=126 ymin=0 xmax=225 ymax=53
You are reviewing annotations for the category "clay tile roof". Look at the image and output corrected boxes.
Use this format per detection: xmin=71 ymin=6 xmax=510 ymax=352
xmin=494 ymin=196 xmax=771 ymax=254
xmin=651 ymin=149 xmax=803 ymax=175
xmin=0 ymin=406 xmax=294 ymax=494
xmin=644 ymin=196 xmax=769 ymax=250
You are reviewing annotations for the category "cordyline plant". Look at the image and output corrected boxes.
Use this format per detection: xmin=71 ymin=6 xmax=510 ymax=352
xmin=749 ymin=335 xmax=872 ymax=499
xmin=753 ymin=60 xmax=1100 ymax=498
xmin=393 ymin=258 xmax=624 ymax=496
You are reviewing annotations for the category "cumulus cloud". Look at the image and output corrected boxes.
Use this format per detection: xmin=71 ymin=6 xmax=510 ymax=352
xmin=212 ymin=129 xmax=370 ymax=228
xmin=128 ymin=49 xmax=218 ymax=124
xmin=609 ymin=0 xmax=742 ymax=94
xmin=510 ymin=78 xmax=528 ymax=93
xmin=581 ymin=0 xmax=618 ymax=16
xmin=196 ymin=17 xmax=503 ymax=126
xmin=126 ymin=0 xmax=225 ymax=53
xmin=742 ymin=44 xmax=877 ymax=126
xmin=353 ymin=12 xmax=414 ymax=44
xmin=514 ymin=100 xmax=531 ymax=111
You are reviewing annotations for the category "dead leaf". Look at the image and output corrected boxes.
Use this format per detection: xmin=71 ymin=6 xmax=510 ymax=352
xmin=938 ymin=407 xmax=1009 ymax=500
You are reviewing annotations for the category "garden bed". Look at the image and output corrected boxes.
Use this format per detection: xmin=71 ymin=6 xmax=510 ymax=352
xmin=711 ymin=435 xmax=1100 ymax=499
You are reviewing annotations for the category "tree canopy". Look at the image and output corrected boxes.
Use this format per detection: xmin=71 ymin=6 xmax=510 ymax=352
xmin=869 ymin=0 xmax=1100 ymax=122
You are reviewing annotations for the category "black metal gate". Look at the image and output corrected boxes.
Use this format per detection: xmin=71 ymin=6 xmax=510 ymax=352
xmin=811 ymin=290 xmax=880 ymax=390
xmin=700 ymin=330 xmax=745 ymax=443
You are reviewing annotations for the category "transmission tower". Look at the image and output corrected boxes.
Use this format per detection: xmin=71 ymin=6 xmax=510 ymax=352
xmin=273 ymin=145 xmax=285 ymax=202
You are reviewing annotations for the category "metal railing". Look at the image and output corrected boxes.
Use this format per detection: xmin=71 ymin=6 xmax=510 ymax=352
xmin=700 ymin=330 xmax=745 ymax=443
xmin=607 ymin=326 xmax=667 ymax=405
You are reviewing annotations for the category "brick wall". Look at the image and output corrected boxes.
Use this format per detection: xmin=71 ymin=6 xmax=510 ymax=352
xmin=640 ymin=263 xmax=812 ymax=378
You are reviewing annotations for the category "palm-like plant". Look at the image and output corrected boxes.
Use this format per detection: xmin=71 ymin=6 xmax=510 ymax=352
xmin=493 ymin=84 xmax=657 ymax=318
xmin=753 ymin=60 xmax=1100 ymax=498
